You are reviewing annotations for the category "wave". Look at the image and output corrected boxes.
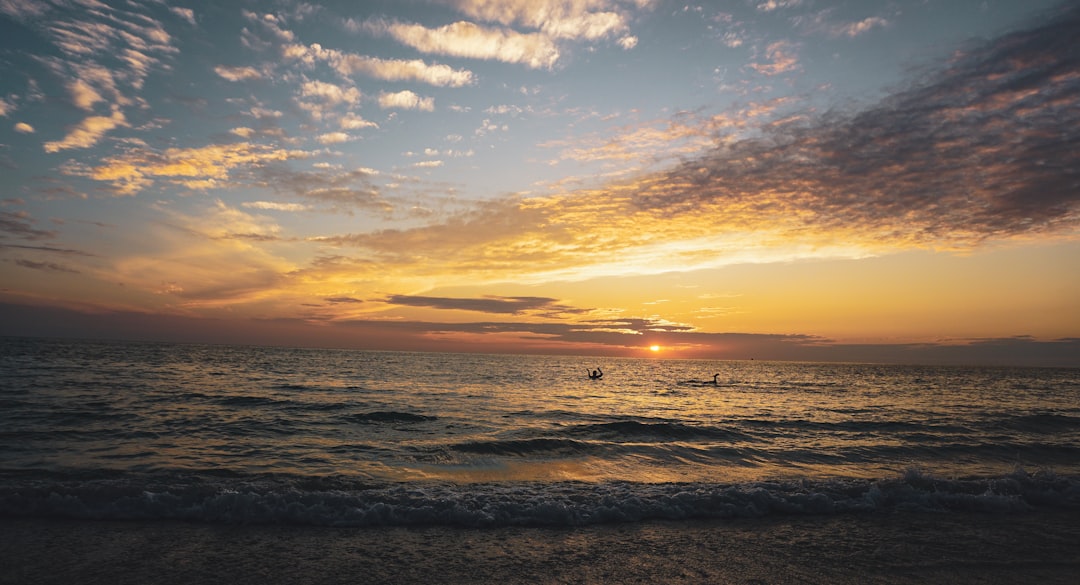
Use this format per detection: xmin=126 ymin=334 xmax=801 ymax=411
xmin=1002 ymin=413 xmax=1080 ymax=434
xmin=451 ymin=437 xmax=591 ymax=456
xmin=560 ymin=420 xmax=750 ymax=441
xmin=350 ymin=411 xmax=436 ymax=424
xmin=1 ymin=469 xmax=1076 ymax=528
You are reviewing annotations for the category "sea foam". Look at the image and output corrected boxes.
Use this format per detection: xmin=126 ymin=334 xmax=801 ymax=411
xmin=1 ymin=469 xmax=1076 ymax=528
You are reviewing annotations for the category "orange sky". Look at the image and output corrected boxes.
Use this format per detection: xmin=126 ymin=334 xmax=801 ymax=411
xmin=1 ymin=1 xmax=1078 ymax=366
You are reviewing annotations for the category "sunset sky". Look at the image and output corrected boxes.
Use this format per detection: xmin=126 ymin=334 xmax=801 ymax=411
xmin=1 ymin=0 xmax=1078 ymax=366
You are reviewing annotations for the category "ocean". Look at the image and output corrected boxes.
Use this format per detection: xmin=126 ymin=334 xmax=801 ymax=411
xmin=2 ymin=336 xmax=1078 ymax=528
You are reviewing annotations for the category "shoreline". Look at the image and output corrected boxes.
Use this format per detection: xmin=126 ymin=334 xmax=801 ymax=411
xmin=4 ymin=510 xmax=1079 ymax=584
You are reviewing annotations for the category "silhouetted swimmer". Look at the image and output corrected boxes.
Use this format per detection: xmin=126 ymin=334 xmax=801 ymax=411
xmin=679 ymin=373 xmax=721 ymax=386
xmin=588 ymin=367 xmax=603 ymax=379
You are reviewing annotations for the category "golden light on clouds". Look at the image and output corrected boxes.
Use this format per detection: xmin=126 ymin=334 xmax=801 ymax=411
xmin=1 ymin=0 xmax=1077 ymax=365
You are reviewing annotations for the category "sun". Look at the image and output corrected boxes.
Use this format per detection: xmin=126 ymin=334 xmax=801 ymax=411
xmin=649 ymin=345 xmax=661 ymax=353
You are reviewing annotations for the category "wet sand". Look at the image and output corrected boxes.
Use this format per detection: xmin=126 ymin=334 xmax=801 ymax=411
xmin=4 ymin=510 xmax=1079 ymax=584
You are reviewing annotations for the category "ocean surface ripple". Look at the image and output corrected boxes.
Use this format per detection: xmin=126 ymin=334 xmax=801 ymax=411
xmin=2 ymin=337 xmax=1078 ymax=527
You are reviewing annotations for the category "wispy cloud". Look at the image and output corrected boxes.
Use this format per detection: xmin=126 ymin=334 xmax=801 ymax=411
xmin=13 ymin=259 xmax=80 ymax=273
xmin=382 ymin=294 xmax=586 ymax=315
xmin=756 ymin=0 xmax=803 ymax=12
xmin=252 ymin=166 xmax=392 ymax=214
xmin=339 ymin=113 xmax=378 ymax=130
xmin=447 ymin=0 xmax=642 ymax=42
xmin=283 ymin=43 xmax=474 ymax=87
xmin=312 ymin=7 xmax=1080 ymax=282
xmin=324 ymin=296 xmax=363 ymax=304
xmin=1 ymin=210 xmax=57 ymax=240
xmin=170 ymin=7 xmax=196 ymax=26
xmin=242 ymin=201 xmax=309 ymax=212
xmin=540 ymin=111 xmax=730 ymax=167
xmin=833 ymin=16 xmax=889 ymax=38
xmin=748 ymin=41 xmax=800 ymax=75
xmin=11 ymin=2 xmax=181 ymax=152
xmin=44 ymin=109 xmax=128 ymax=153
xmin=80 ymin=143 xmax=310 ymax=195
xmin=214 ymin=65 xmax=264 ymax=81
xmin=0 ymin=0 xmax=50 ymax=20
xmin=366 ymin=19 xmax=560 ymax=69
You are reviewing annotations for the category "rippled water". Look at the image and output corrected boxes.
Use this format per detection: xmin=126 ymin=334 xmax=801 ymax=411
xmin=2 ymin=337 xmax=1078 ymax=526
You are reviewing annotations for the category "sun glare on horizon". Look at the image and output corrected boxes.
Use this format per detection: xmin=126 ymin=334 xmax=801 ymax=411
xmin=649 ymin=345 xmax=661 ymax=353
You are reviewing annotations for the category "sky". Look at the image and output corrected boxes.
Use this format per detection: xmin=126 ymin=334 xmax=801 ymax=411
xmin=1 ymin=0 xmax=1078 ymax=366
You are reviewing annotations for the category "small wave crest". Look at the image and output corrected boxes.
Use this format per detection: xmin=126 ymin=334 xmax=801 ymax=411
xmin=562 ymin=420 xmax=747 ymax=441
xmin=350 ymin=411 xmax=436 ymax=424
xmin=2 ymin=469 xmax=1075 ymax=528
xmin=451 ymin=437 xmax=591 ymax=456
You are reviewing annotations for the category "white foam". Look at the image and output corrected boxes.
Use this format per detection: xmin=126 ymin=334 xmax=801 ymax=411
xmin=1 ymin=468 xmax=1076 ymax=527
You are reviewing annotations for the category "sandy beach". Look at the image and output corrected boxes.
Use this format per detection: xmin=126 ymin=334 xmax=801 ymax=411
xmin=4 ymin=509 xmax=1078 ymax=584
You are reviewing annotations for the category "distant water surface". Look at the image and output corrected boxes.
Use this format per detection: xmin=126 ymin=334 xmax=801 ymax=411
xmin=2 ymin=337 xmax=1078 ymax=526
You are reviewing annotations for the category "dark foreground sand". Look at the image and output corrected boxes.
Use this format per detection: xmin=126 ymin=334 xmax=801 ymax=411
xmin=4 ymin=510 xmax=1079 ymax=585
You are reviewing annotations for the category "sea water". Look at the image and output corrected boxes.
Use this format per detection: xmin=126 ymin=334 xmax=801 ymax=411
xmin=1 ymin=337 xmax=1078 ymax=526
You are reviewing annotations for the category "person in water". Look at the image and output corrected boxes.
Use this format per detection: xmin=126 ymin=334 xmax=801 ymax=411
xmin=588 ymin=367 xmax=603 ymax=379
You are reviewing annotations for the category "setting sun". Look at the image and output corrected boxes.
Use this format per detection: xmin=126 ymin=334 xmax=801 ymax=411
xmin=0 ymin=0 xmax=1076 ymax=368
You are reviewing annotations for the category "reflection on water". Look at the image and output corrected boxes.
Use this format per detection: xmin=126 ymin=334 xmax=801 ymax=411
xmin=1 ymin=338 xmax=1078 ymax=484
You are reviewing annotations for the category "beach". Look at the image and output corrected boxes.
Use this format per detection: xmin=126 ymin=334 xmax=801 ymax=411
xmin=5 ymin=509 xmax=1079 ymax=585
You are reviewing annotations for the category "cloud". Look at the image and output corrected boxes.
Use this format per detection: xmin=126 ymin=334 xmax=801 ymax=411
xmin=0 ymin=0 xmax=50 ymax=20
xmin=756 ymin=0 xmax=803 ymax=12
xmin=242 ymin=201 xmax=309 ymax=212
xmin=14 ymin=122 xmax=34 ymax=134
xmin=241 ymin=9 xmax=295 ymax=45
xmin=67 ymin=77 xmax=105 ymax=110
xmin=38 ymin=2 xmax=178 ymax=94
xmin=379 ymin=90 xmax=435 ymax=111
xmin=44 ymin=109 xmax=128 ymax=153
xmin=296 ymin=80 xmax=360 ymax=121
xmin=626 ymin=6 xmax=1080 ymax=250
xmin=12 ymin=1 xmax=181 ymax=156
xmin=214 ymin=65 xmax=264 ymax=81
xmin=447 ymin=0 xmax=641 ymax=42
xmin=324 ymin=296 xmax=363 ymax=304
xmin=339 ymin=113 xmax=378 ymax=130
xmin=368 ymin=19 xmax=560 ymax=69
xmin=313 ymin=7 xmax=1080 ymax=282
xmin=83 ymin=142 xmax=310 ymax=195
xmin=252 ymin=166 xmax=392 ymax=214
xmin=382 ymin=294 xmax=587 ymax=315
xmin=748 ymin=41 xmax=800 ymax=75
xmin=170 ymin=7 xmax=196 ymax=26
xmin=0 ymin=97 xmax=11 ymax=116
xmin=3 ymin=301 xmax=1076 ymax=366
xmin=318 ymin=132 xmax=351 ymax=144
xmin=283 ymin=43 xmax=473 ymax=87
xmin=1 ymin=210 xmax=57 ymax=240
xmin=13 ymin=259 xmax=80 ymax=273
xmin=540 ymin=112 xmax=722 ymax=166
xmin=300 ymin=80 xmax=361 ymax=105
xmin=833 ymin=16 xmax=888 ymax=38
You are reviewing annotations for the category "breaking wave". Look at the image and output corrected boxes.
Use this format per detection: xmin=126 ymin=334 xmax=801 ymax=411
xmin=1 ymin=469 xmax=1076 ymax=528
